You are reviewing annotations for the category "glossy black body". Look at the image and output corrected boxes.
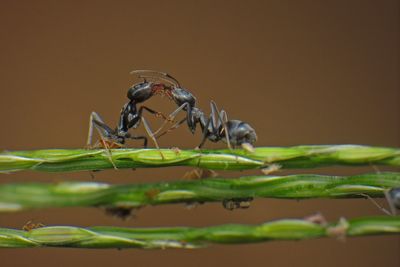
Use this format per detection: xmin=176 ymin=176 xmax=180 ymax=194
xmin=117 ymin=82 xmax=155 ymax=135
xmin=90 ymin=80 xmax=165 ymax=147
xmin=90 ymin=70 xmax=257 ymax=149
xmin=165 ymin=83 xmax=257 ymax=148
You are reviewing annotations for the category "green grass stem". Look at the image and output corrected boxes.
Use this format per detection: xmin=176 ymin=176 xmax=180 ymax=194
xmin=1 ymin=172 xmax=399 ymax=212
xmin=0 ymin=216 xmax=399 ymax=249
xmin=0 ymin=145 xmax=399 ymax=173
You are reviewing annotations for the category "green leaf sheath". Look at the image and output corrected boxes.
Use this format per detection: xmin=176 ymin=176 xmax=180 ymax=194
xmin=0 ymin=172 xmax=399 ymax=212
xmin=0 ymin=145 xmax=399 ymax=173
xmin=0 ymin=216 xmax=399 ymax=249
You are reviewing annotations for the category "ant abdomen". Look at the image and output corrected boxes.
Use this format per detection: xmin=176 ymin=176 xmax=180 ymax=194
xmin=225 ymin=120 xmax=257 ymax=146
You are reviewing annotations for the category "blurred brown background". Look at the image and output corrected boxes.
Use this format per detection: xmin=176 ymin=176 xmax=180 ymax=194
xmin=0 ymin=0 xmax=399 ymax=266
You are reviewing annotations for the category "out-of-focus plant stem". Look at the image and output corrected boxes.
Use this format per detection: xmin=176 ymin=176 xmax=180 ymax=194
xmin=1 ymin=216 xmax=399 ymax=249
xmin=0 ymin=172 xmax=399 ymax=212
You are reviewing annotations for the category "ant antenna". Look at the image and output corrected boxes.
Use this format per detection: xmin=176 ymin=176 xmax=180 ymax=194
xmin=137 ymin=75 xmax=178 ymax=88
xmin=130 ymin=70 xmax=181 ymax=87
xmin=358 ymin=193 xmax=392 ymax=215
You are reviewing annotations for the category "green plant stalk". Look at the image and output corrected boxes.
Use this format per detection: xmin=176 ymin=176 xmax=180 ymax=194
xmin=0 ymin=145 xmax=399 ymax=173
xmin=1 ymin=172 xmax=399 ymax=212
xmin=1 ymin=216 xmax=399 ymax=248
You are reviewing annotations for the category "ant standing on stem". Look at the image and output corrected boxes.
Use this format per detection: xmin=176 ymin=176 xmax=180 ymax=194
xmin=86 ymin=73 xmax=179 ymax=164
xmin=130 ymin=70 xmax=258 ymax=152
xmin=86 ymin=78 xmax=171 ymax=149
xmin=87 ymin=70 xmax=258 ymax=173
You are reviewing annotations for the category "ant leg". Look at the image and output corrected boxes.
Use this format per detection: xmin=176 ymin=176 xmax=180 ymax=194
xmin=210 ymin=101 xmax=232 ymax=150
xmin=122 ymin=105 xmax=169 ymax=147
xmin=87 ymin=112 xmax=118 ymax=146
xmin=156 ymin=117 xmax=187 ymax=139
xmin=370 ymin=164 xmax=381 ymax=174
xmin=87 ymin=112 xmax=108 ymax=147
xmin=137 ymin=106 xmax=168 ymax=121
xmin=141 ymin=117 xmax=165 ymax=159
xmin=128 ymin=105 xmax=172 ymax=137
xmin=209 ymin=101 xmax=219 ymax=130
xmin=221 ymin=111 xmax=232 ymax=150
xmin=87 ymin=112 xmax=96 ymax=147
xmin=359 ymin=193 xmax=392 ymax=215
xmin=384 ymin=189 xmax=399 ymax=215
xmin=197 ymin=114 xmax=213 ymax=149
xmin=86 ymin=112 xmax=118 ymax=169
xmin=211 ymin=101 xmax=232 ymax=150
xmin=98 ymin=135 xmax=118 ymax=170
xmin=127 ymin=135 xmax=148 ymax=148
xmin=152 ymin=103 xmax=189 ymax=136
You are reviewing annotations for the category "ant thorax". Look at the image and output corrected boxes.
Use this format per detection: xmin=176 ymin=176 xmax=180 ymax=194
xmin=191 ymin=107 xmax=203 ymax=120
xmin=191 ymin=108 xmax=207 ymax=129
xmin=117 ymin=102 xmax=139 ymax=133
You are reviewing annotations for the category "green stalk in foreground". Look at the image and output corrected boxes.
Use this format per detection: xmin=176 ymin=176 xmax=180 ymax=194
xmin=0 ymin=145 xmax=399 ymax=173
xmin=1 ymin=172 xmax=399 ymax=212
xmin=1 ymin=216 xmax=399 ymax=249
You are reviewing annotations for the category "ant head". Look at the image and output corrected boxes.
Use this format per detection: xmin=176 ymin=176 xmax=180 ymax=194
xmin=127 ymin=81 xmax=154 ymax=103
xmin=171 ymin=88 xmax=196 ymax=108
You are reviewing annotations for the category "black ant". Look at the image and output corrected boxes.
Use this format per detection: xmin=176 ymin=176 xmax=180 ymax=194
xmin=86 ymin=75 xmax=176 ymax=152
xmin=86 ymin=74 xmax=182 ymax=165
xmin=131 ymin=70 xmax=258 ymax=151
